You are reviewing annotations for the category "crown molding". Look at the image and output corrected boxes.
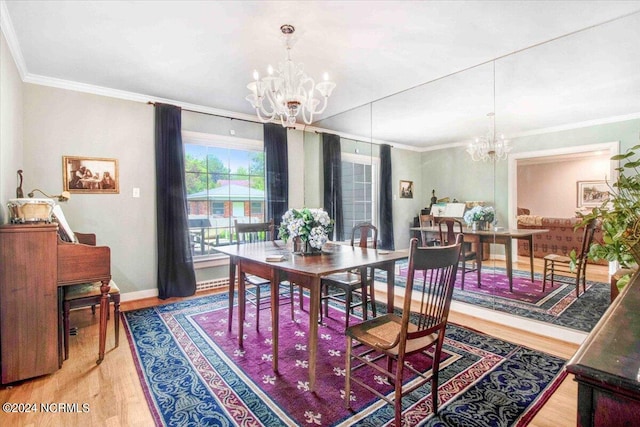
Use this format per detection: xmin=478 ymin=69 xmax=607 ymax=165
xmin=0 ymin=0 xmax=27 ymax=79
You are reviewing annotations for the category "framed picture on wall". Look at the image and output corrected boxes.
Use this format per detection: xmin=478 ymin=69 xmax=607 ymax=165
xmin=577 ymin=180 xmax=609 ymax=208
xmin=63 ymin=156 xmax=119 ymax=194
xmin=399 ymin=180 xmax=414 ymax=199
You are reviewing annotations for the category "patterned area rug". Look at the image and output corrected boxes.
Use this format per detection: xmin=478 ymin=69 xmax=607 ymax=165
xmin=123 ymin=292 xmax=566 ymax=426
xmin=376 ymin=263 xmax=609 ymax=332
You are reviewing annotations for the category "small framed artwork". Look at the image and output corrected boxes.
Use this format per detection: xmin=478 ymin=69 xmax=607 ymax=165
xmin=63 ymin=156 xmax=119 ymax=194
xmin=399 ymin=180 xmax=414 ymax=199
xmin=577 ymin=180 xmax=609 ymax=208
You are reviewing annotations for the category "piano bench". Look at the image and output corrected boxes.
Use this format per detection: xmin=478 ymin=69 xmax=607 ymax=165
xmin=63 ymin=280 xmax=120 ymax=361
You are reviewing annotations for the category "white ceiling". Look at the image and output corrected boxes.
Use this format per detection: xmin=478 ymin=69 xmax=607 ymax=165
xmin=2 ymin=1 xmax=640 ymax=149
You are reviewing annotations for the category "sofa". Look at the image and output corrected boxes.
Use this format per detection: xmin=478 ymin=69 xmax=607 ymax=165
xmin=516 ymin=215 xmax=606 ymax=265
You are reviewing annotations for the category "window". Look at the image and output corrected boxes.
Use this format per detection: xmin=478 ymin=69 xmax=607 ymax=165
xmin=183 ymin=131 xmax=265 ymax=258
xmin=341 ymin=152 xmax=378 ymax=239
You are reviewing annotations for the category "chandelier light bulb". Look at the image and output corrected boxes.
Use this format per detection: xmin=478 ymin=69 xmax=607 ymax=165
xmin=246 ymin=24 xmax=336 ymax=127
xmin=467 ymin=113 xmax=512 ymax=162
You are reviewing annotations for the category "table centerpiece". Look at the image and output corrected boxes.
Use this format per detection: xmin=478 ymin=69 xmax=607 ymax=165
xmin=279 ymin=208 xmax=334 ymax=255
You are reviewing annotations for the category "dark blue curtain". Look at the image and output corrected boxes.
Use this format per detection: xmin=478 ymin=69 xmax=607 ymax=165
xmin=322 ymin=133 xmax=344 ymax=241
xmin=155 ymin=103 xmax=196 ymax=299
xmin=264 ymin=123 xmax=288 ymax=227
xmin=379 ymin=144 xmax=394 ymax=250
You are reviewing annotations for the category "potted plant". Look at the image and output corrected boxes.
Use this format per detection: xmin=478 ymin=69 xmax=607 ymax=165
xmin=576 ymin=144 xmax=640 ymax=291
xmin=463 ymin=205 xmax=495 ymax=230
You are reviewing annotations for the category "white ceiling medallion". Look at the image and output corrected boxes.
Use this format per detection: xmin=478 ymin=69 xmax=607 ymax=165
xmin=246 ymin=24 xmax=336 ymax=127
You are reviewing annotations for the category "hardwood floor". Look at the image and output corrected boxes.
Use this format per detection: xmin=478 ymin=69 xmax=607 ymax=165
xmin=0 ymin=257 xmax=609 ymax=426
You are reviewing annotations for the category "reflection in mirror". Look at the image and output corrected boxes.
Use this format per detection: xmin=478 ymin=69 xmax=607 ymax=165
xmin=495 ymin=12 xmax=640 ymax=335
xmin=306 ymin=11 xmax=640 ymax=339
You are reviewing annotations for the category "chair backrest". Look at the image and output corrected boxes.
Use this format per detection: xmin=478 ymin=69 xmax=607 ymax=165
xmin=577 ymin=218 xmax=599 ymax=262
xmin=350 ymin=223 xmax=378 ymax=249
xmin=438 ymin=217 xmax=464 ymax=246
xmin=234 ymin=219 xmax=274 ymax=245
xmin=399 ymin=236 xmax=462 ymax=346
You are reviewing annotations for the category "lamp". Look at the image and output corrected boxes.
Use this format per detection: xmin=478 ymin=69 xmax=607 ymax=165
xmin=466 ymin=112 xmax=511 ymax=162
xmin=28 ymin=188 xmax=71 ymax=202
xmin=246 ymin=24 xmax=336 ymax=127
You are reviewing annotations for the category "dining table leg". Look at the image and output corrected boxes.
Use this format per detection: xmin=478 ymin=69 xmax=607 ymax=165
xmin=227 ymin=258 xmax=236 ymax=332
xmin=238 ymin=262 xmax=246 ymax=347
xmin=271 ymin=269 xmax=281 ymax=374
xmin=307 ymin=276 xmax=320 ymax=392
xmin=505 ymin=238 xmax=514 ymax=292
xmin=385 ymin=261 xmax=396 ymax=313
xmin=526 ymin=236 xmax=535 ymax=282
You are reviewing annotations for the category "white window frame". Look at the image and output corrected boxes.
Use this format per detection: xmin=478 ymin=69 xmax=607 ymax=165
xmin=341 ymin=152 xmax=379 ymax=240
xmin=182 ymin=130 xmax=264 ymax=264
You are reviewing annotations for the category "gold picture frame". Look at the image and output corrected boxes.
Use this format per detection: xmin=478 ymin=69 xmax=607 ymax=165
xmin=399 ymin=180 xmax=414 ymax=199
xmin=577 ymin=180 xmax=609 ymax=208
xmin=63 ymin=156 xmax=119 ymax=194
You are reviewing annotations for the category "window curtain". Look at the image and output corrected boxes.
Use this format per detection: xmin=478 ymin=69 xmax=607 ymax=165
xmin=264 ymin=123 xmax=289 ymax=227
xmin=155 ymin=103 xmax=196 ymax=299
xmin=322 ymin=132 xmax=344 ymax=241
xmin=379 ymin=144 xmax=394 ymax=250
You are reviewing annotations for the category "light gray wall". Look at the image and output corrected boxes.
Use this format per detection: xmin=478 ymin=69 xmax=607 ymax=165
xmin=0 ymin=32 xmax=24 ymax=224
xmin=23 ymin=84 xmax=156 ymax=295
xmin=421 ymin=118 xmax=640 ymax=229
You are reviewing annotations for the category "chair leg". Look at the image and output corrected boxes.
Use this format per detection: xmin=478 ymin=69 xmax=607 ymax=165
xmin=344 ymin=288 xmax=353 ymax=329
xmin=255 ymin=284 xmax=260 ymax=331
xmin=460 ymin=260 xmax=466 ymax=290
xmin=542 ymin=259 xmax=549 ymax=291
xmin=394 ymin=358 xmax=404 ymax=427
xmin=63 ymin=301 xmax=71 ymax=360
xmin=113 ymin=295 xmax=120 ymax=347
xmin=368 ymin=279 xmax=377 ymax=318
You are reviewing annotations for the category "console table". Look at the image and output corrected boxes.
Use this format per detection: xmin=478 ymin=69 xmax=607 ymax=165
xmin=566 ymin=270 xmax=640 ymax=426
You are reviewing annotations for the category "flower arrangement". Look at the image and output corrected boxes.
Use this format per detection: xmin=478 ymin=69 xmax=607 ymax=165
xmin=463 ymin=205 xmax=495 ymax=226
xmin=278 ymin=208 xmax=334 ymax=250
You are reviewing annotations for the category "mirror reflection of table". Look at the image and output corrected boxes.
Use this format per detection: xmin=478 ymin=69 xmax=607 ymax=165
xmin=215 ymin=240 xmax=408 ymax=392
xmin=409 ymin=226 xmax=549 ymax=291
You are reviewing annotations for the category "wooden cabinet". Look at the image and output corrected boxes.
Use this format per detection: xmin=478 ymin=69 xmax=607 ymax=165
xmin=0 ymin=224 xmax=59 ymax=384
xmin=566 ymin=271 xmax=640 ymax=426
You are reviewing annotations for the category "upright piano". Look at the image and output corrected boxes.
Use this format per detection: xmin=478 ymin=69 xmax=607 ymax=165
xmin=0 ymin=223 xmax=111 ymax=384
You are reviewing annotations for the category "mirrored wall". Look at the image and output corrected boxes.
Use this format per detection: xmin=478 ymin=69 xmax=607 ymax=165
xmin=305 ymin=11 xmax=640 ymax=336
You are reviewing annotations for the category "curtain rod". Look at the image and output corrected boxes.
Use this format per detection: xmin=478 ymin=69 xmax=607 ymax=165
xmin=147 ymin=101 xmax=261 ymax=125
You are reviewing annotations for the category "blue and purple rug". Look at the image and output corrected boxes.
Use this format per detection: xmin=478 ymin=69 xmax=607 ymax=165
xmin=377 ymin=263 xmax=609 ymax=332
xmin=124 ymin=292 xmax=566 ymax=426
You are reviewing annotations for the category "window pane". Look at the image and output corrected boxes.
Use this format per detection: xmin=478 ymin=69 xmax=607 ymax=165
xmin=184 ymin=140 xmax=265 ymax=255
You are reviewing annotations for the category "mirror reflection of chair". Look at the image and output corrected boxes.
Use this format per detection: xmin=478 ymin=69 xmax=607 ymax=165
xmin=543 ymin=218 xmax=598 ymax=297
xmin=419 ymin=214 xmax=440 ymax=247
xmin=344 ymin=236 xmax=462 ymax=426
xmin=234 ymin=219 xmax=295 ymax=330
xmin=320 ymin=223 xmax=378 ymax=329
xmin=438 ymin=217 xmax=481 ymax=289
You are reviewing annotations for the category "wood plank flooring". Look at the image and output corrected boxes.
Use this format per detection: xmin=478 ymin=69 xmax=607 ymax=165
xmin=0 ymin=257 xmax=609 ymax=426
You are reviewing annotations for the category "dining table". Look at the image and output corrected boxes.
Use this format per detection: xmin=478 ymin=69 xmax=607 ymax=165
xmin=214 ymin=240 xmax=408 ymax=392
xmin=409 ymin=226 xmax=549 ymax=291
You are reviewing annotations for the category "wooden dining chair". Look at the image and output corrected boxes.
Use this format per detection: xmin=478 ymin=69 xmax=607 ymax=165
xmin=320 ymin=223 xmax=378 ymax=329
xmin=543 ymin=218 xmax=598 ymax=297
xmin=419 ymin=214 xmax=439 ymax=246
xmin=344 ymin=236 xmax=462 ymax=426
xmin=438 ymin=217 xmax=480 ymax=290
xmin=234 ymin=220 xmax=295 ymax=330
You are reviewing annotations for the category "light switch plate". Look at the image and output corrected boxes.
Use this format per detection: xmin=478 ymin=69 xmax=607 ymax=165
xmin=133 ymin=188 xmax=140 ymax=198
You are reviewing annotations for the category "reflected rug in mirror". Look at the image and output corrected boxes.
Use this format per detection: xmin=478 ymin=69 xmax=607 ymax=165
xmin=376 ymin=262 xmax=609 ymax=332
xmin=123 ymin=292 xmax=566 ymax=426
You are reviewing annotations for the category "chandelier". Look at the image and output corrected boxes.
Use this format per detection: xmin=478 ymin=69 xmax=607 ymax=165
xmin=246 ymin=25 xmax=336 ymax=127
xmin=466 ymin=113 xmax=511 ymax=162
